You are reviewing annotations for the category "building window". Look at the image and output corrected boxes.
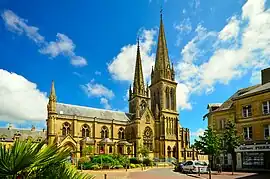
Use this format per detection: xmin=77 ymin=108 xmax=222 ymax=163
xmin=109 ymin=146 xmax=113 ymax=153
xmin=118 ymin=127 xmax=125 ymax=139
xmin=127 ymin=147 xmax=131 ymax=154
xmin=242 ymin=152 xmax=264 ymax=168
xmin=242 ymin=105 xmax=252 ymax=118
xmin=264 ymin=125 xmax=270 ymax=140
xmin=62 ymin=122 xmax=71 ymax=136
xmin=101 ymin=126 xmax=109 ymax=138
xmin=262 ymin=101 xmax=270 ymax=115
xmin=170 ymin=89 xmax=174 ymax=110
xmin=82 ymin=124 xmax=90 ymax=138
xmin=143 ymin=127 xmax=153 ymax=151
xmin=243 ymin=127 xmax=252 ymax=140
xmin=219 ymin=119 xmax=225 ymax=129
xmin=166 ymin=87 xmax=170 ymax=109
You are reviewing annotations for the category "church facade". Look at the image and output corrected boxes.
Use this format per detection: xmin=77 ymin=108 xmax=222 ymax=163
xmin=47 ymin=13 xmax=201 ymax=162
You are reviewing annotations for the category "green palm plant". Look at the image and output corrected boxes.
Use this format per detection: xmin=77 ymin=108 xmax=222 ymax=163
xmin=0 ymin=140 xmax=94 ymax=179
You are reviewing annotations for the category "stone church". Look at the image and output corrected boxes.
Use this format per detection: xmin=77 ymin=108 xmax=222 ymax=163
xmin=47 ymin=13 xmax=199 ymax=162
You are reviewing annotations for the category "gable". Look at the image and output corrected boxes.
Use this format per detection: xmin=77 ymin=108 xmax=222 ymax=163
xmin=60 ymin=134 xmax=77 ymax=146
xmin=141 ymin=107 xmax=155 ymax=125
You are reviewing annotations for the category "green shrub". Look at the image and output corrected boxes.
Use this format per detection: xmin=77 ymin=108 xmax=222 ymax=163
xmin=135 ymin=164 xmax=141 ymax=168
xmin=90 ymin=164 xmax=100 ymax=170
xmin=114 ymin=164 xmax=123 ymax=169
xmin=130 ymin=163 xmax=136 ymax=168
xmin=82 ymin=162 xmax=92 ymax=170
xmin=129 ymin=157 xmax=142 ymax=164
xmin=143 ymin=158 xmax=153 ymax=166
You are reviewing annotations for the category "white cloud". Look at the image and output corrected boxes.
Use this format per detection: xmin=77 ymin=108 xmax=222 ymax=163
xmin=175 ymin=0 xmax=270 ymax=109
xmin=174 ymin=18 xmax=192 ymax=46
xmin=40 ymin=33 xmax=74 ymax=57
xmin=191 ymin=128 xmax=205 ymax=137
xmin=219 ymin=16 xmax=240 ymax=41
xmin=0 ymin=69 xmax=48 ymax=122
xmin=108 ymin=29 xmax=156 ymax=81
xmin=1 ymin=10 xmax=44 ymax=43
xmin=81 ymin=82 xmax=114 ymax=99
xmin=2 ymin=10 xmax=87 ymax=67
xmin=100 ymin=98 xmax=111 ymax=109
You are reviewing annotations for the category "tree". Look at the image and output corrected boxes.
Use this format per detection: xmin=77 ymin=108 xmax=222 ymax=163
xmin=0 ymin=140 xmax=93 ymax=179
xmin=194 ymin=127 xmax=222 ymax=179
xmin=137 ymin=145 xmax=150 ymax=158
xmin=222 ymin=120 xmax=241 ymax=175
xmin=82 ymin=146 xmax=94 ymax=156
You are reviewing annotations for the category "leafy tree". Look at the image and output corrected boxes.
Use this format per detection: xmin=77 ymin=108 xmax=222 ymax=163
xmin=0 ymin=140 xmax=93 ymax=179
xmin=222 ymin=120 xmax=241 ymax=175
xmin=82 ymin=146 xmax=94 ymax=156
xmin=137 ymin=145 xmax=150 ymax=158
xmin=194 ymin=127 xmax=222 ymax=179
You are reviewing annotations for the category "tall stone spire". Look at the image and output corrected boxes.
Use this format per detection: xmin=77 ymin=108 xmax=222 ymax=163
xmin=152 ymin=9 xmax=172 ymax=83
xmin=133 ymin=39 xmax=145 ymax=95
xmin=47 ymin=80 xmax=57 ymax=113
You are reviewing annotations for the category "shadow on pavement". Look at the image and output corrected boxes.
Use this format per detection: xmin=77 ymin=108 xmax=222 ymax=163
xmin=237 ymin=173 xmax=270 ymax=179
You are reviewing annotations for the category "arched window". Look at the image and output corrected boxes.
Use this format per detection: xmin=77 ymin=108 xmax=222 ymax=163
xmin=101 ymin=126 xmax=109 ymax=138
xmin=82 ymin=124 xmax=90 ymax=138
xmin=166 ymin=87 xmax=170 ymax=109
xmin=143 ymin=127 xmax=153 ymax=151
xmin=166 ymin=117 xmax=169 ymax=134
xmin=118 ymin=127 xmax=125 ymax=139
xmin=171 ymin=89 xmax=174 ymax=110
xmin=109 ymin=146 xmax=113 ymax=153
xmin=140 ymin=100 xmax=146 ymax=111
xmin=127 ymin=147 xmax=131 ymax=154
xmin=62 ymin=122 xmax=71 ymax=136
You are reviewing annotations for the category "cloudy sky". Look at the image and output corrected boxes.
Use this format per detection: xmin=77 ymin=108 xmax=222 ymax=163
xmin=0 ymin=0 xmax=269 ymax=142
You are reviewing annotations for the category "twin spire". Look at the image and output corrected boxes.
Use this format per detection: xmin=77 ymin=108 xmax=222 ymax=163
xmin=130 ymin=9 xmax=174 ymax=100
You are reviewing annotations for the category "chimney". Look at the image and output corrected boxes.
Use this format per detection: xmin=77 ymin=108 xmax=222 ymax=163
xmin=261 ymin=67 xmax=270 ymax=85
xmin=31 ymin=125 xmax=36 ymax=131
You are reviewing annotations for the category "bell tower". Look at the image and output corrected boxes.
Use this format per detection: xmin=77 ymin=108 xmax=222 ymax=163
xmin=149 ymin=10 xmax=179 ymax=158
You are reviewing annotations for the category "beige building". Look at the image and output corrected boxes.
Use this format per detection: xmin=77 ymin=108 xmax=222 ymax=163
xmin=204 ymin=68 xmax=270 ymax=170
xmin=46 ymin=13 xmax=199 ymax=162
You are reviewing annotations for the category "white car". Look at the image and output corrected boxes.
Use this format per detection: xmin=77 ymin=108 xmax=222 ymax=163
xmin=182 ymin=160 xmax=208 ymax=173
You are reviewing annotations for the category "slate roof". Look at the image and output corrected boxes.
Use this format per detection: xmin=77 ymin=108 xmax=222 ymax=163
xmin=0 ymin=128 xmax=46 ymax=142
xmin=238 ymin=82 xmax=270 ymax=98
xmin=56 ymin=103 xmax=133 ymax=122
xmin=213 ymin=84 xmax=260 ymax=112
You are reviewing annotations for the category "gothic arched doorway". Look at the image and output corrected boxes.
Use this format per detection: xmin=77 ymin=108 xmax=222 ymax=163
xmin=173 ymin=146 xmax=177 ymax=158
xmin=63 ymin=142 xmax=76 ymax=164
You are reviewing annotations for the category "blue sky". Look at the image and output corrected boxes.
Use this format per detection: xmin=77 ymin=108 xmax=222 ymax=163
xmin=0 ymin=0 xmax=270 ymax=142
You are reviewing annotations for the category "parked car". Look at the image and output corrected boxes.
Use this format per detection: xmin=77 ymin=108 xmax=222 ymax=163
xmin=182 ymin=161 xmax=208 ymax=173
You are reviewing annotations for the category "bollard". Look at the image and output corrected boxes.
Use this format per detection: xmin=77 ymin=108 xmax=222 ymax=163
xmin=104 ymin=174 xmax=107 ymax=179
xmin=198 ymin=167 xmax=200 ymax=176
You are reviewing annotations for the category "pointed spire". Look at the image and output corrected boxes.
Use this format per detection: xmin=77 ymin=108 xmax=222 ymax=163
xmin=153 ymin=9 xmax=171 ymax=82
xmin=48 ymin=80 xmax=57 ymax=113
xmin=133 ymin=38 xmax=145 ymax=95
xmin=49 ymin=80 xmax=56 ymax=101
xmin=129 ymin=84 xmax=132 ymax=100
